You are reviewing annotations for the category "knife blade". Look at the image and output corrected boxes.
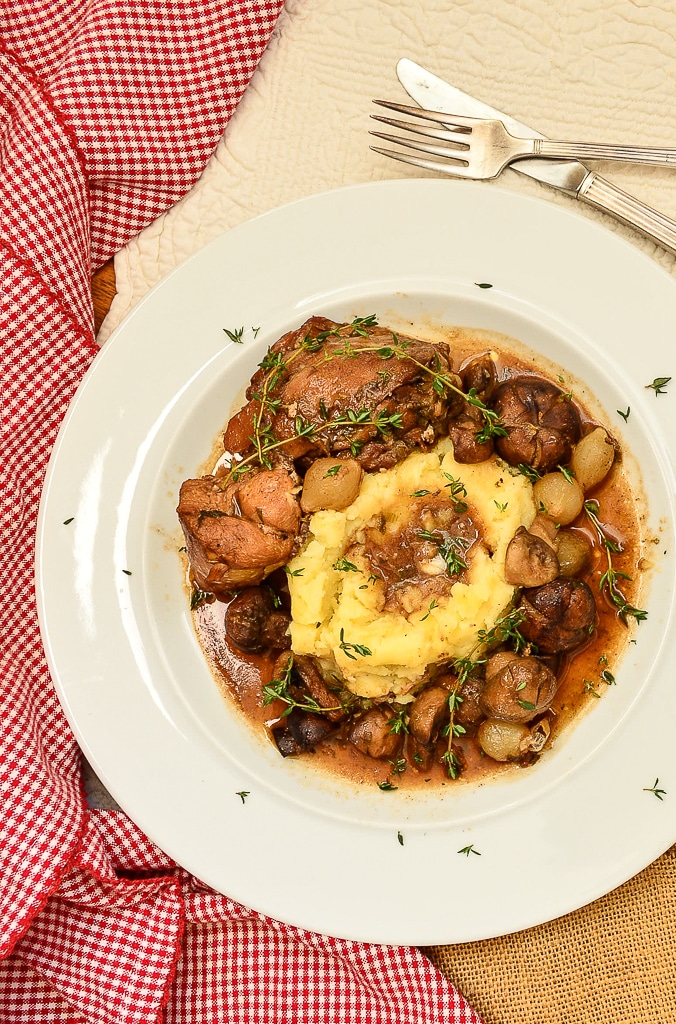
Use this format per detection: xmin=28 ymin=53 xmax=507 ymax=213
xmin=396 ymin=58 xmax=589 ymax=193
xmin=396 ymin=58 xmax=676 ymax=256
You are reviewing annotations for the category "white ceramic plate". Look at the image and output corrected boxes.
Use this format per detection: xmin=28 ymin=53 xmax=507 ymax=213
xmin=37 ymin=180 xmax=676 ymax=945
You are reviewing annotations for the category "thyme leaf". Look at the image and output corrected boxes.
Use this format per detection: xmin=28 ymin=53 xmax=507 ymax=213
xmin=333 ymin=557 xmax=360 ymax=573
xmin=339 ymin=628 xmax=372 ymax=660
xmin=388 ymin=709 xmax=409 ymax=735
xmin=261 ymin=654 xmax=345 ymax=715
xmin=420 ymin=599 xmax=439 ymax=621
xmin=644 ymin=778 xmax=667 ymax=800
xmin=190 ymin=584 xmax=211 ymax=610
xmin=646 ymin=377 xmax=671 ymax=395
xmin=584 ymin=500 xmax=647 ymax=624
xmin=516 ymin=463 xmax=541 ymax=483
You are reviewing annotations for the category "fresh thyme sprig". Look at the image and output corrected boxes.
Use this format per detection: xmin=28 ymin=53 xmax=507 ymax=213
xmin=331 ymin=328 xmax=507 ymax=441
xmin=439 ymin=689 xmax=467 ymax=778
xmin=439 ymin=608 xmax=530 ymax=778
xmin=476 ymin=608 xmax=529 ymax=653
xmin=338 ymin=628 xmax=372 ymax=660
xmin=388 ymin=708 xmax=409 ymax=735
xmin=417 ymin=530 xmax=469 ymax=576
xmin=441 ymin=747 xmax=463 ymax=779
xmin=645 ymin=377 xmax=671 ymax=395
xmin=225 ymin=406 xmax=403 ymax=483
xmin=261 ymin=655 xmax=345 ymax=716
xmin=584 ymin=500 xmax=647 ymax=624
xmin=458 ymin=844 xmax=481 ymax=856
xmin=443 ymin=472 xmax=469 ymax=512
xmin=333 ymin=557 xmax=360 ymax=573
xmin=517 ymin=463 xmax=541 ymax=483
xmin=190 ymin=583 xmax=211 ymax=610
xmin=643 ymin=778 xmax=667 ymax=800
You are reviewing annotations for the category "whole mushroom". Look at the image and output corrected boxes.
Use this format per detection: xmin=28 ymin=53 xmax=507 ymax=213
xmin=519 ymin=577 xmax=597 ymax=653
xmin=504 ymin=526 xmax=559 ymax=588
xmin=480 ymin=651 xmax=558 ymax=723
xmin=348 ymin=707 xmax=402 ymax=760
xmin=225 ymin=588 xmax=291 ymax=652
xmin=492 ymin=377 xmax=581 ymax=472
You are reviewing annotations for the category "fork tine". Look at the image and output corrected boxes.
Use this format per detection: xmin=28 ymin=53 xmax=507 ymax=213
xmin=369 ymin=130 xmax=469 ymax=164
xmin=368 ymin=145 xmax=471 ymax=178
xmin=370 ymin=114 xmax=470 ymax=148
xmin=372 ymin=99 xmax=479 ymax=132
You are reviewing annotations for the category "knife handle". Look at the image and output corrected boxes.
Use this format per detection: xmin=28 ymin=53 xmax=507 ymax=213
xmin=578 ymin=173 xmax=676 ymax=256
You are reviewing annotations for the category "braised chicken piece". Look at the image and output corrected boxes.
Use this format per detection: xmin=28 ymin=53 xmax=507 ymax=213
xmin=223 ymin=316 xmax=459 ymax=473
xmin=352 ymin=495 xmax=480 ymax=616
xmin=177 ymin=466 xmax=300 ymax=594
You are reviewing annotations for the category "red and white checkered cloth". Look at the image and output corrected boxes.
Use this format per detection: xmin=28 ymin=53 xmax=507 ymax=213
xmin=0 ymin=4 xmax=482 ymax=1021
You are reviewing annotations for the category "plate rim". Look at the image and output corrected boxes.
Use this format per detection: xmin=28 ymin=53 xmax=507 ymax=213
xmin=36 ymin=178 xmax=676 ymax=944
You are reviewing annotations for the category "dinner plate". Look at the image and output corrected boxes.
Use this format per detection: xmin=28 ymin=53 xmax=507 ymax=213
xmin=36 ymin=179 xmax=676 ymax=945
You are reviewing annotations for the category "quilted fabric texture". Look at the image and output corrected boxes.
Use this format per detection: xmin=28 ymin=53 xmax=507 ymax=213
xmin=0 ymin=3 xmax=480 ymax=1021
xmin=106 ymin=0 xmax=676 ymax=336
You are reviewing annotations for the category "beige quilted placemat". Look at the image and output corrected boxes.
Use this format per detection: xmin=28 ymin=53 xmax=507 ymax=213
xmin=102 ymin=0 xmax=676 ymax=338
xmin=99 ymin=1 xmax=676 ymax=1019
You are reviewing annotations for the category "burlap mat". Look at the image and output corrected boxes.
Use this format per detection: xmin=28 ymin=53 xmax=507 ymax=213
xmin=428 ymin=845 xmax=676 ymax=1023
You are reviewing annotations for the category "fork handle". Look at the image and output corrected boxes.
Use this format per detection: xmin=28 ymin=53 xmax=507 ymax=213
xmin=577 ymin=173 xmax=676 ymax=256
xmin=536 ymin=139 xmax=676 ymax=165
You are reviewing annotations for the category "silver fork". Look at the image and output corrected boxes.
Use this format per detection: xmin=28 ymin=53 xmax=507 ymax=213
xmin=370 ymin=100 xmax=676 ymax=180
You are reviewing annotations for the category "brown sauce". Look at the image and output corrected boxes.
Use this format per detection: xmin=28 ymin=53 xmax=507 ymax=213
xmin=187 ymin=325 xmax=649 ymax=791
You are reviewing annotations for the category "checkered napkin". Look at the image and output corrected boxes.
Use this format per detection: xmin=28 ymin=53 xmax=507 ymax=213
xmin=0 ymin=4 xmax=481 ymax=1021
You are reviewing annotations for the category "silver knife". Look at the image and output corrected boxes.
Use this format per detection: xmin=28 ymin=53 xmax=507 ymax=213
xmin=397 ymin=57 xmax=676 ymax=257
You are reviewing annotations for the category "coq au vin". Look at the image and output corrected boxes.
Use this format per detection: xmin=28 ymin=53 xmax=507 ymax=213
xmin=177 ymin=315 xmax=648 ymax=789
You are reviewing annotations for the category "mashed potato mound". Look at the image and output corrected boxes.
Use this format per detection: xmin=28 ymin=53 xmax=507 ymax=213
xmin=287 ymin=441 xmax=535 ymax=699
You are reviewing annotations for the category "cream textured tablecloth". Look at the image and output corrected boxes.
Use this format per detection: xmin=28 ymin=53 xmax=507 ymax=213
xmin=102 ymin=0 xmax=676 ymax=340
xmin=99 ymin=2 xmax=676 ymax=1021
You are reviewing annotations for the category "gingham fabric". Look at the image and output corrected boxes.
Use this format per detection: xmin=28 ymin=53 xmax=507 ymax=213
xmin=0 ymin=4 xmax=481 ymax=1021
